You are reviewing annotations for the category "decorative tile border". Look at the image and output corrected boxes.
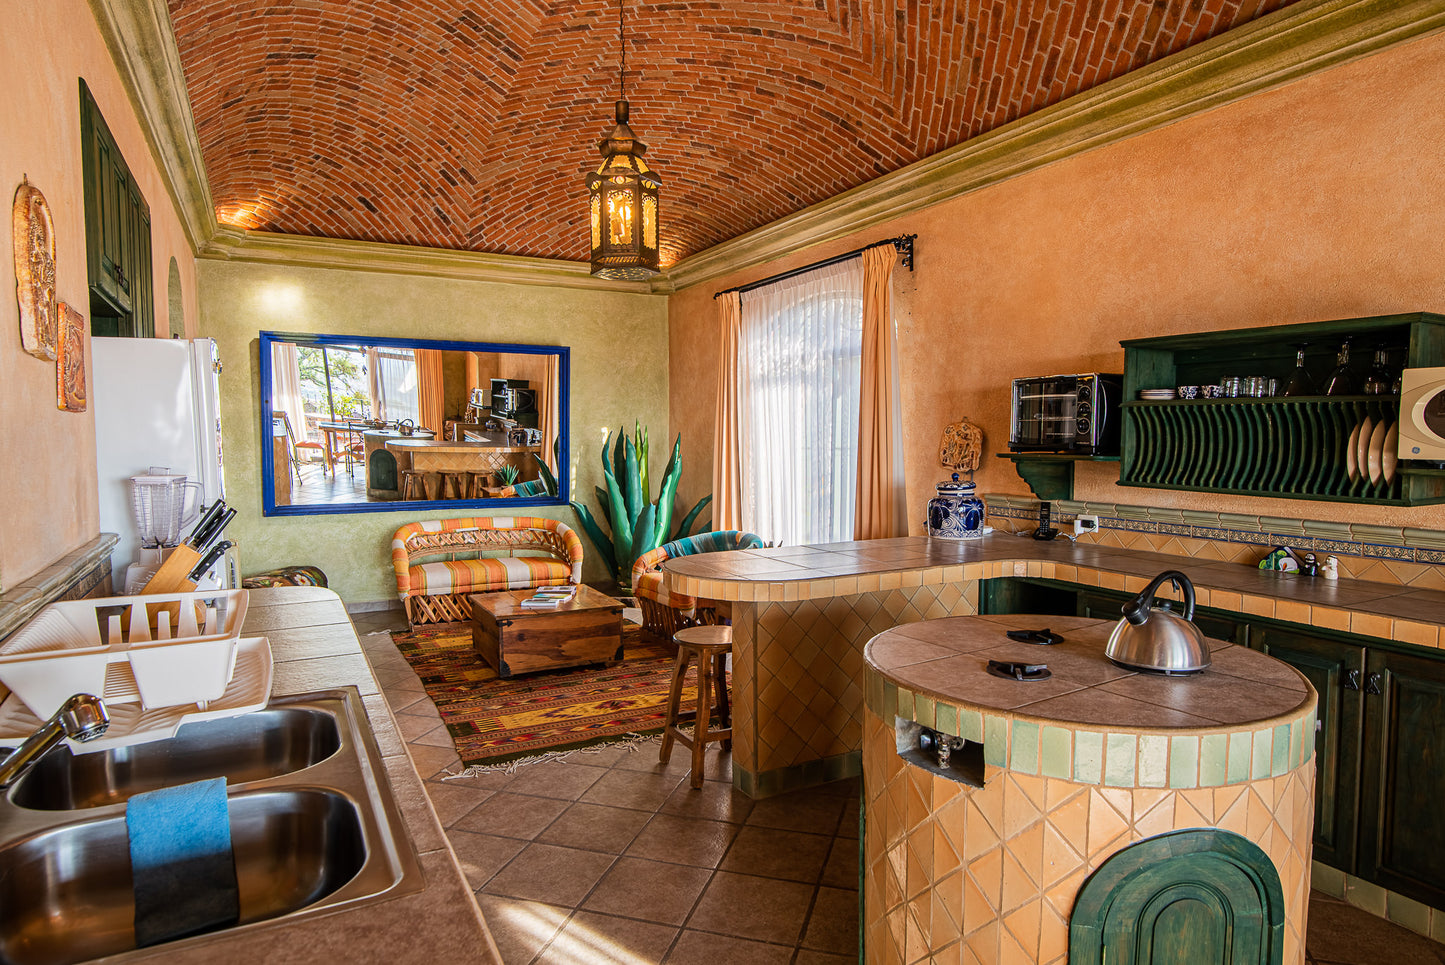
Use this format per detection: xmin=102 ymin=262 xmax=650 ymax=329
xmin=985 ymin=493 xmax=1445 ymax=565
xmin=1312 ymin=861 xmax=1445 ymax=944
xmin=866 ymin=665 xmax=1316 ymax=791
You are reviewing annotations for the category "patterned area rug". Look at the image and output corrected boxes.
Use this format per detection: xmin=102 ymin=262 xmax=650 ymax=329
xmin=390 ymin=622 xmax=715 ymax=770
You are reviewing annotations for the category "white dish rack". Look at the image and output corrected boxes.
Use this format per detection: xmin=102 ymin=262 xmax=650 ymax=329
xmin=0 ymin=589 xmax=249 ymax=718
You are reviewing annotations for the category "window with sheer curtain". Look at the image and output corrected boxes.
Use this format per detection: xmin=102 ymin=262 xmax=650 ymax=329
xmin=739 ymin=259 xmax=864 ymax=545
xmin=368 ymin=347 xmax=419 ymax=424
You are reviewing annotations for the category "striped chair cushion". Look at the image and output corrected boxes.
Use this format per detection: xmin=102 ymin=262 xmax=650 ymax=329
xmin=633 ymin=569 xmax=693 ymax=613
xmin=409 ymin=557 xmax=573 ymax=597
xmin=631 ymin=530 xmax=765 ymax=611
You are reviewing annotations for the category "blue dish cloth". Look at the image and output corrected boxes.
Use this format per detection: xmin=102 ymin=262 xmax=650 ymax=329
xmin=126 ymin=776 xmax=240 ymax=947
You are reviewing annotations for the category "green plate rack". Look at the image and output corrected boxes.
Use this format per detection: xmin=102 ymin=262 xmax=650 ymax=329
xmin=1119 ymin=313 xmax=1445 ymax=506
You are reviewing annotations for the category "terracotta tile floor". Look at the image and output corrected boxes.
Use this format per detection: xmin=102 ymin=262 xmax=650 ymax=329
xmin=350 ymin=608 xmax=1441 ymax=964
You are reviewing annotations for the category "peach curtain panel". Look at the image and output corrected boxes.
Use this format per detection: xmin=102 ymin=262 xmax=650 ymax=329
xmin=414 ymin=349 xmax=446 ymax=433
xmin=366 ymin=347 xmax=383 ymax=419
xmin=854 ymin=244 xmax=906 ymax=539
xmin=712 ymin=291 xmax=744 ymax=531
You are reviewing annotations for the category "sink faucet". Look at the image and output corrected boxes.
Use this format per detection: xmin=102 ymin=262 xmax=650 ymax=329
xmin=0 ymin=694 xmax=109 ymax=789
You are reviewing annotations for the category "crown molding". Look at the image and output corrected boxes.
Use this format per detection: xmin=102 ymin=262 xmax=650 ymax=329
xmin=200 ymin=227 xmax=659 ymax=294
xmin=87 ymin=0 xmax=216 ymax=253
xmin=664 ymin=0 xmax=1445 ymax=293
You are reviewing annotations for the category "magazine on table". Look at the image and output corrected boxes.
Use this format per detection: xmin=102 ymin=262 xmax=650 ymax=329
xmin=519 ymin=585 xmax=579 ymax=609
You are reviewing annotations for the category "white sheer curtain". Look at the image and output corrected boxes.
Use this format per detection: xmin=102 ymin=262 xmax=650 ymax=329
xmin=739 ymin=259 xmax=864 ymax=545
xmin=271 ymin=341 xmax=309 ymax=442
xmin=374 ymin=349 xmax=418 ymax=423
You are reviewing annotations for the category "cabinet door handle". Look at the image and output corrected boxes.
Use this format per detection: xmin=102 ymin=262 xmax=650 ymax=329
xmin=1366 ymin=672 xmax=1383 ymax=696
xmin=1344 ymin=670 xmax=1361 ymax=691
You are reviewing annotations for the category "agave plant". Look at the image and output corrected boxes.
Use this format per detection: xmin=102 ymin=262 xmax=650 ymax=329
xmin=571 ymin=424 xmax=712 ymax=590
xmin=496 ymin=464 xmax=520 ymax=486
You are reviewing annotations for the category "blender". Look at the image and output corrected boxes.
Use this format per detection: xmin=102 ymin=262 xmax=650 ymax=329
xmin=123 ymin=469 xmax=203 ymax=592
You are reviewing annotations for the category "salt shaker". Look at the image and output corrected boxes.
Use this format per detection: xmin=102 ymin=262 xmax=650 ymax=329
xmin=1322 ymin=556 xmax=1339 ymax=580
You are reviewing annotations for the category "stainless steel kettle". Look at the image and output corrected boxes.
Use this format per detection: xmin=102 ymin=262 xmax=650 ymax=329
xmin=1105 ymin=570 xmax=1211 ymax=674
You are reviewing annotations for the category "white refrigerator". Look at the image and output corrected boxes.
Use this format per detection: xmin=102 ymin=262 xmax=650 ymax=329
xmin=91 ymin=337 xmax=235 ymax=589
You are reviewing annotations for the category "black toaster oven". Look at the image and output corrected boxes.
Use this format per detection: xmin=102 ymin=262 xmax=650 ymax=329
xmin=1009 ymin=373 xmax=1123 ymax=455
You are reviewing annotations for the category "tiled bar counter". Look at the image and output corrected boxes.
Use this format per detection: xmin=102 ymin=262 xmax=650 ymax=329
xmin=662 ymin=534 xmax=1445 ymax=798
xmin=861 ymin=613 xmax=1317 ymax=964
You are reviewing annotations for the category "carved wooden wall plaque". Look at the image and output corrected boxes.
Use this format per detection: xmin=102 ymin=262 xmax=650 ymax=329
xmin=13 ymin=180 xmax=58 ymax=360
xmin=57 ymin=302 xmax=86 ymax=412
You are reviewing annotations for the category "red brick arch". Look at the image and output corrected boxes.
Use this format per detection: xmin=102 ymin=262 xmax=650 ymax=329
xmin=168 ymin=0 xmax=1295 ymax=264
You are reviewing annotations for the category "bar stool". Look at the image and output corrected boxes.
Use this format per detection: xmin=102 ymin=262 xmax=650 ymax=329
xmin=438 ymin=470 xmax=467 ymax=499
xmin=660 ymin=624 xmax=732 ymax=789
xmin=399 ymin=469 xmax=429 ymax=501
xmin=465 ymin=470 xmax=491 ymax=499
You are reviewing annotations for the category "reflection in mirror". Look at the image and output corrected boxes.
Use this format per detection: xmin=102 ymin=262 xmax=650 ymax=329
xmin=259 ymin=331 xmax=568 ymax=516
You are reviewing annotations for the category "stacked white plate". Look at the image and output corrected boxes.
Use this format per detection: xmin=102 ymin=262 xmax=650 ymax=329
xmin=1139 ymin=389 xmax=1176 ymax=400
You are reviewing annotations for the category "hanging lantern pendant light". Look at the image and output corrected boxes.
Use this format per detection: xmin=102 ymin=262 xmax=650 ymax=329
xmin=587 ymin=0 xmax=660 ymax=279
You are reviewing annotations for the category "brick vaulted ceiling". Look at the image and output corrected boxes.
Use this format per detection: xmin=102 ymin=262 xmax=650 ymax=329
xmin=168 ymin=0 xmax=1297 ymax=267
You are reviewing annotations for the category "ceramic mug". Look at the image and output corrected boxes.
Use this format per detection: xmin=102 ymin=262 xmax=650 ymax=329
xmin=1202 ymin=385 xmax=1224 ymax=398
xmin=1176 ymin=385 xmax=1200 ymax=399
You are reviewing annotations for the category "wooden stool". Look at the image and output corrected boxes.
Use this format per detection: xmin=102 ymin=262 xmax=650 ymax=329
xmin=399 ymin=469 xmax=429 ymax=501
xmin=660 ymin=624 xmax=732 ymax=789
xmin=438 ymin=470 xmax=467 ymax=499
xmin=465 ymin=470 xmax=491 ymax=499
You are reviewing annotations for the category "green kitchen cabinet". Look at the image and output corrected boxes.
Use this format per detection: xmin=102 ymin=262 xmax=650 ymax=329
xmin=1249 ymin=625 xmax=1365 ymax=873
xmin=80 ymin=79 xmax=153 ymax=338
xmin=1119 ymin=314 xmax=1445 ymax=506
xmin=1357 ymin=646 xmax=1445 ymax=909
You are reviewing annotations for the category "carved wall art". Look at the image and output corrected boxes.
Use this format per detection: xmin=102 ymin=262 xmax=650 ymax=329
xmin=939 ymin=418 xmax=984 ymax=474
xmin=12 ymin=180 xmax=58 ymax=360
xmin=57 ymin=302 xmax=86 ymax=412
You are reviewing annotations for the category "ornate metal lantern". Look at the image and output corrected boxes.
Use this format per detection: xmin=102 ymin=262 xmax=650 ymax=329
xmin=587 ymin=1 xmax=660 ymax=279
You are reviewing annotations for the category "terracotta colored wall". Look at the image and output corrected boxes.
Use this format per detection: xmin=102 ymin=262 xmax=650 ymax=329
xmin=0 ymin=0 xmax=198 ymax=591
xmin=197 ymin=260 xmax=669 ymax=604
xmin=670 ymin=31 xmax=1445 ymax=536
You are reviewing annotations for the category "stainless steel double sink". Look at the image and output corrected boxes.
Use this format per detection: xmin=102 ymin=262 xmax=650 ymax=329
xmin=0 ymin=690 xmax=424 ymax=965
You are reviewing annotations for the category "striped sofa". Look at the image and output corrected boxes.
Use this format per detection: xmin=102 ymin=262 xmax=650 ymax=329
xmin=631 ymin=530 xmax=764 ymax=640
xmin=391 ymin=517 xmax=584 ymax=626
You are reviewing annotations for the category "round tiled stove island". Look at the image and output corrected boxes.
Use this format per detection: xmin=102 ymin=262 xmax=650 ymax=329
xmin=861 ymin=614 xmax=1318 ymax=965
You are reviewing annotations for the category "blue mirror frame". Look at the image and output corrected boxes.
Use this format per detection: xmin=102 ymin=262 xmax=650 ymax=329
xmin=258 ymin=330 xmax=569 ymax=516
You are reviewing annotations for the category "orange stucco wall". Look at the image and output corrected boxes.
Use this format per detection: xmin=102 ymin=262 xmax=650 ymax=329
xmin=0 ymin=0 xmax=198 ymax=589
xmin=668 ymin=29 xmax=1445 ymax=535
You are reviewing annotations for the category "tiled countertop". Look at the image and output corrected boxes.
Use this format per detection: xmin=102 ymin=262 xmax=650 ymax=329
xmin=665 ymin=533 xmax=1445 ymax=647
xmin=867 ymin=613 xmax=1310 ymax=730
xmin=116 ymin=586 xmax=500 ymax=965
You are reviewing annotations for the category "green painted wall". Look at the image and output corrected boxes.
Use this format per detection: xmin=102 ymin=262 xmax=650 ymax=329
xmin=197 ymin=260 xmax=670 ymax=604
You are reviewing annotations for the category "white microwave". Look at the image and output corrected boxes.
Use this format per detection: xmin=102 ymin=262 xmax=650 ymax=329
xmin=1399 ymin=367 xmax=1445 ymax=459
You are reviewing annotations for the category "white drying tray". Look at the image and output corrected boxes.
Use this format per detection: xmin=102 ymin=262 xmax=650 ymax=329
xmin=0 ymin=636 xmax=273 ymax=755
xmin=0 ymin=589 xmax=248 ymax=716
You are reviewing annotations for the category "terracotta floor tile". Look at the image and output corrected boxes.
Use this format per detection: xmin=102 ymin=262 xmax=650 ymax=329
xmin=803 ymin=886 xmax=863 ymax=956
xmin=473 ymin=894 xmax=569 ymax=965
xmin=821 ymin=837 xmax=860 ymax=888
xmin=452 ymin=791 xmax=570 ymax=840
xmin=1305 ymin=892 xmax=1445 ymax=965
xmin=581 ymin=856 xmax=712 ymax=925
xmin=536 ymin=910 xmax=678 ymax=965
xmin=444 ymin=829 xmax=526 ymax=890
xmin=720 ymin=825 xmax=833 ymax=882
xmin=663 ymin=930 xmax=795 ymax=964
xmin=481 ymin=842 xmax=617 ymax=906
xmin=687 ymin=872 xmax=815 ymax=945
xmin=659 ymin=779 xmax=756 ymax=824
xmin=505 ymin=761 xmax=611 ymax=801
xmin=424 ymin=782 xmax=495 ymax=828
xmin=626 ymin=812 xmax=742 ymax=868
xmin=536 ymin=802 xmax=653 ymax=854
xmin=580 ymin=768 xmax=689 ymax=812
xmin=745 ymin=787 xmax=848 ymax=833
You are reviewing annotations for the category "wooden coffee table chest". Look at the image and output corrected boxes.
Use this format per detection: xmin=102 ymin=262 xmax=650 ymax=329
xmin=468 ymin=585 xmax=625 ymax=678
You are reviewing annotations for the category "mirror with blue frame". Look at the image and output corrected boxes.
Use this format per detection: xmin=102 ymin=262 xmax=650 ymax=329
xmin=259 ymin=331 xmax=568 ymax=515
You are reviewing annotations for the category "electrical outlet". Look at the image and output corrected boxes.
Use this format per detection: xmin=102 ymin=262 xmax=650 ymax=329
xmin=1074 ymin=515 xmax=1099 ymax=536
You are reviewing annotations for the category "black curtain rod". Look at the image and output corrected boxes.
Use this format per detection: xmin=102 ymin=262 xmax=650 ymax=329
xmin=712 ymin=234 xmax=916 ymax=299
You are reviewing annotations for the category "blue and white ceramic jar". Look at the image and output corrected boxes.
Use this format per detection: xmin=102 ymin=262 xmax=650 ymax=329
xmin=927 ymin=473 xmax=985 ymax=539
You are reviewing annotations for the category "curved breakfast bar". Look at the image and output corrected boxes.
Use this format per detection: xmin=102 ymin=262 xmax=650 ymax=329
xmin=661 ymin=534 xmax=1436 ymax=797
xmin=861 ymin=613 xmax=1316 ymax=964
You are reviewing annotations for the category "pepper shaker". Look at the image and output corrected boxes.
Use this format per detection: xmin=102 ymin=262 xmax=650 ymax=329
xmin=1301 ymin=553 xmax=1319 ymax=578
